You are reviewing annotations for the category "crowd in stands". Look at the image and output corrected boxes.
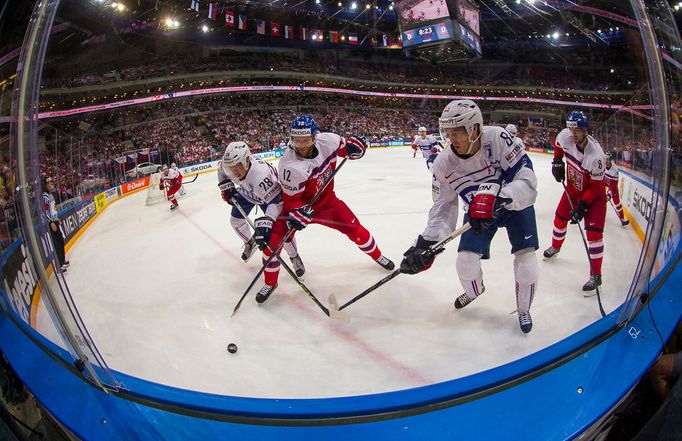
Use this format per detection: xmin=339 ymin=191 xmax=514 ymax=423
xmin=25 ymin=90 xmax=676 ymax=208
xmin=40 ymin=51 xmax=636 ymax=94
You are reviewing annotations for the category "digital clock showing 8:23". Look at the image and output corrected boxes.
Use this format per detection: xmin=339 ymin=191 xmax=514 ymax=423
xmin=418 ymin=26 xmax=434 ymax=35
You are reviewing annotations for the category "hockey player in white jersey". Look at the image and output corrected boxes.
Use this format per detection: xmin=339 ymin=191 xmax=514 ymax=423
xmin=411 ymin=126 xmax=442 ymax=171
xmin=217 ymin=141 xmax=305 ymax=284
xmin=400 ymin=100 xmax=540 ymax=333
xmin=171 ymin=163 xmax=186 ymax=195
xmin=505 ymin=124 xmax=526 ymax=152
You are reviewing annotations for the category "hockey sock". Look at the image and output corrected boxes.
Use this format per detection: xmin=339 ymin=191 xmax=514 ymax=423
xmin=230 ymin=217 xmax=252 ymax=243
xmin=551 ymin=216 xmax=568 ymax=250
xmin=456 ymin=251 xmax=483 ymax=301
xmin=514 ymin=248 xmax=538 ymax=313
xmin=262 ymin=247 xmax=281 ymax=286
xmin=283 ymin=237 xmax=298 ymax=258
xmin=585 ymin=229 xmax=604 ymax=276
xmin=351 ymin=226 xmax=382 ymax=260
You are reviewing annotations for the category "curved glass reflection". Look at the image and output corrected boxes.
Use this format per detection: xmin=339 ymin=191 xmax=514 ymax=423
xmin=0 ymin=0 xmax=680 ymax=423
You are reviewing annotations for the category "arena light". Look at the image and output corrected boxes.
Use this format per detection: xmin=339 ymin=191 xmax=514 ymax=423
xmin=389 ymin=4 xmax=393 ymax=10
xmin=351 ymin=2 xmax=357 ymax=10
xmin=165 ymin=18 xmax=173 ymax=27
xmin=366 ymin=4 xmax=371 ymax=9
xmin=552 ymin=31 xmax=559 ymax=39
xmin=201 ymin=24 xmax=209 ymax=32
xmin=338 ymin=1 xmax=342 ymax=5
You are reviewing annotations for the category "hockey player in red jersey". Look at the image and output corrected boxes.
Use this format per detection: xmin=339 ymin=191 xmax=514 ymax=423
xmin=543 ymin=111 xmax=607 ymax=291
xmin=604 ymin=152 xmax=629 ymax=226
xmin=159 ymin=164 xmax=183 ymax=210
xmin=254 ymin=114 xmax=395 ymax=304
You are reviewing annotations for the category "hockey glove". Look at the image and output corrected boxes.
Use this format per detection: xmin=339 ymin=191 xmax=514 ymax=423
xmin=219 ymin=179 xmax=237 ymax=205
xmin=400 ymin=235 xmax=441 ymax=274
xmin=254 ymin=216 xmax=274 ymax=251
xmin=570 ymin=200 xmax=589 ymax=224
xmin=344 ymin=136 xmax=368 ymax=160
xmin=159 ymin=183 xmax=164 ymax=191
xmin=468 ymin=183 xmax=511 ymax=234
xmin=551 ymin=158 xmax=565 ymax=183
xmin=287 ymin=206 xmax=314 ymax=231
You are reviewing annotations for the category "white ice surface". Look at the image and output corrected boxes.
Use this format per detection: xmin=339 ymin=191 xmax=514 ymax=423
xmin=35 ymin=148 xmax=642 ymax=398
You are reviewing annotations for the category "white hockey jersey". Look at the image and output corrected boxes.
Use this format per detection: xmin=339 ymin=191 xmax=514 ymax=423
xmin=412 ymin=134 xmax=440 ymax=159
xmin=421 ymin=125 xmax=538 ymax=242
xmin=278 ymin=132 xmax=346 ymax=212
xmin=160 ymin=168 xmax=181 ymax=182
xmin=217 ymin=156 xmax=284 ymax=220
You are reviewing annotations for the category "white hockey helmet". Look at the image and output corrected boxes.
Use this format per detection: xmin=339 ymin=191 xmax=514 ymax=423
xmin=418 ymin=126 xmax=427 ymax=133
xmin=222 ymin=141 xmax=251 ymax=169
xmin=439 ymin=99 xmax=483 ymax=154
xmin=505 ymin=124 xmax=518 ymax=137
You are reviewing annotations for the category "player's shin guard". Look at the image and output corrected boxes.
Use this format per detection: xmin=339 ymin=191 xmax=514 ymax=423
xmin=230 ymin=216 xmax=252 ymax=243
xmin=551 ymin=216 xmax=569 ymax=250
xmin=455 ymin=251 xmax=484 ymax=308
xmin=352 ymin=226 xmax=382 ymax=260
xmin=585 ymin=229 xmax=604 ymax=276
xmin=513 ymin=248 xmax=538 ymax=313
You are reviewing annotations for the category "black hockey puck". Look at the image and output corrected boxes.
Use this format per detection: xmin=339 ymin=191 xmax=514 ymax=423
xmin=227 ymin=343 xmax=238 ymax=354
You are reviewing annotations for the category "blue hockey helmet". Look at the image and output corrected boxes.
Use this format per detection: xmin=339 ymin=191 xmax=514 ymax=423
xmin=290 ymin=114 xmax=318 ymax=138
xmin=566 ymin=111 xmax=589 ymax=129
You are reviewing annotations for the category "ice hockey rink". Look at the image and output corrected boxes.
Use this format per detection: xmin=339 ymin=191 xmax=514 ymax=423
xmin=35 ymin=147 xmax=642 ymax=399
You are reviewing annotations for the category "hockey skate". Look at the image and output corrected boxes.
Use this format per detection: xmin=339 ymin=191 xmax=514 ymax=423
xmin=170 ymin=203 xmax=178 ymax=211
xmin=375 ymin=255 xmax=395 ymax=271
xmin=518 ymin=311 xmax=533 ymax=334
xmin=255 ymin=284 xmax=278 ymax=304
xmin=290 ymin=255 xmax=306 ymax=278
xmin=621 ymin=219 xmax=630 ymax=227
xmin=61 ymin=260 xmax=70 ymax=268
xmin=543 ymin=246 xmax=560 ymax=260
xmin=241 ymin=238 xmax=257 ymax=263
xmin=582 ymin=275 xmax=602 ymax=292
xmin=454 ymin=285 xmax=485 ymax=309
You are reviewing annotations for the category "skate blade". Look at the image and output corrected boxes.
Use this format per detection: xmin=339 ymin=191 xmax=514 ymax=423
xmin=328 ymin=294 xmax=350 ymax=323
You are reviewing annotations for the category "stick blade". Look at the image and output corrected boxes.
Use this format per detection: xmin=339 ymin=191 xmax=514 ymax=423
xmin=328 ymin=294 xmax=350 ymax=323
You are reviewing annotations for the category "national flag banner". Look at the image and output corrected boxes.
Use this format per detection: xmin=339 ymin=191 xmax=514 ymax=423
xmin=382 ymin=34 xmax=388 ymax=46
xmin=348 ymin=33 xmax=358 ymax=45
xmin=271 ymin=22 xmax=281 ymax=37
xmin=300 ymin=27 xmax=308 ymax=40
xmin=256 ymin=20 xmax=265 ymax=35
xmin=388 ymin=36 xmax=393 ymax=46
xmin=238 ymin=15 xmax=247 ymax=30
xmin=208 ymin=2 xmax=217 ymax=20
xmin=329 ymin=30 xmax=339 ymax=43
xmin=190 ymin=0 xmax=199 ymax=11
xmin=284 ymin=25 xmax=294 ymax=39
xmin=224 ymin=10 xmax=234 ymax=27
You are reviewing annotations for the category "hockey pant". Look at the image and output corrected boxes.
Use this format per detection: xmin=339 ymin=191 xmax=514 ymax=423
xmin=229 ymin=199 xmax=298 ymax=257
xmin=262 ymin=197 xmax=383 ymax=286
xmin=551 ymin=192 xmax=606 ymax=276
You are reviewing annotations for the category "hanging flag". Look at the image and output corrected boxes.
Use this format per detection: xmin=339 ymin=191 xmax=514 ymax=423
xmin=388 ymin=36 xmax=393 ymax=46
xmin=224 ymin=10 xmax=234 ymax=27
xmin=208 ymin=2 xmax=217 ymax=20
xmin=382 ymin=34 xmax=388 ymax=46
xmin=300 ymin=27 xmax=308 ymax=40
xmin=256 ymin=20 xmax=265 ymax=35
xmin=190 ymin=0 xmax=199 ymax=11
xmin=329 ymin=31 xmax=339 ymax=43
xmin=271 ymin=22 xmax=281 ymax=37
xmin=348 ymin=33 xmax=358 ymax=45
xmin=238 ymin=15 xmax=247 ymax=30
xmin=284 ymin=25 xmax=294 ymax=39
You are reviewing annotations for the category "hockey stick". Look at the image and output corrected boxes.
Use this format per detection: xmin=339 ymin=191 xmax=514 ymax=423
xmin=231 ymin=157 xmax=350 ymax=317
xmin=328 ymin=222 xmax=472 ymax=314
xmin=182 ymin=174 xmax=199 ymax=184
xmin=562 ymin=182 xmax=606 ymax=317
xmin=231 ymin=201 xmax=348 ymax=322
